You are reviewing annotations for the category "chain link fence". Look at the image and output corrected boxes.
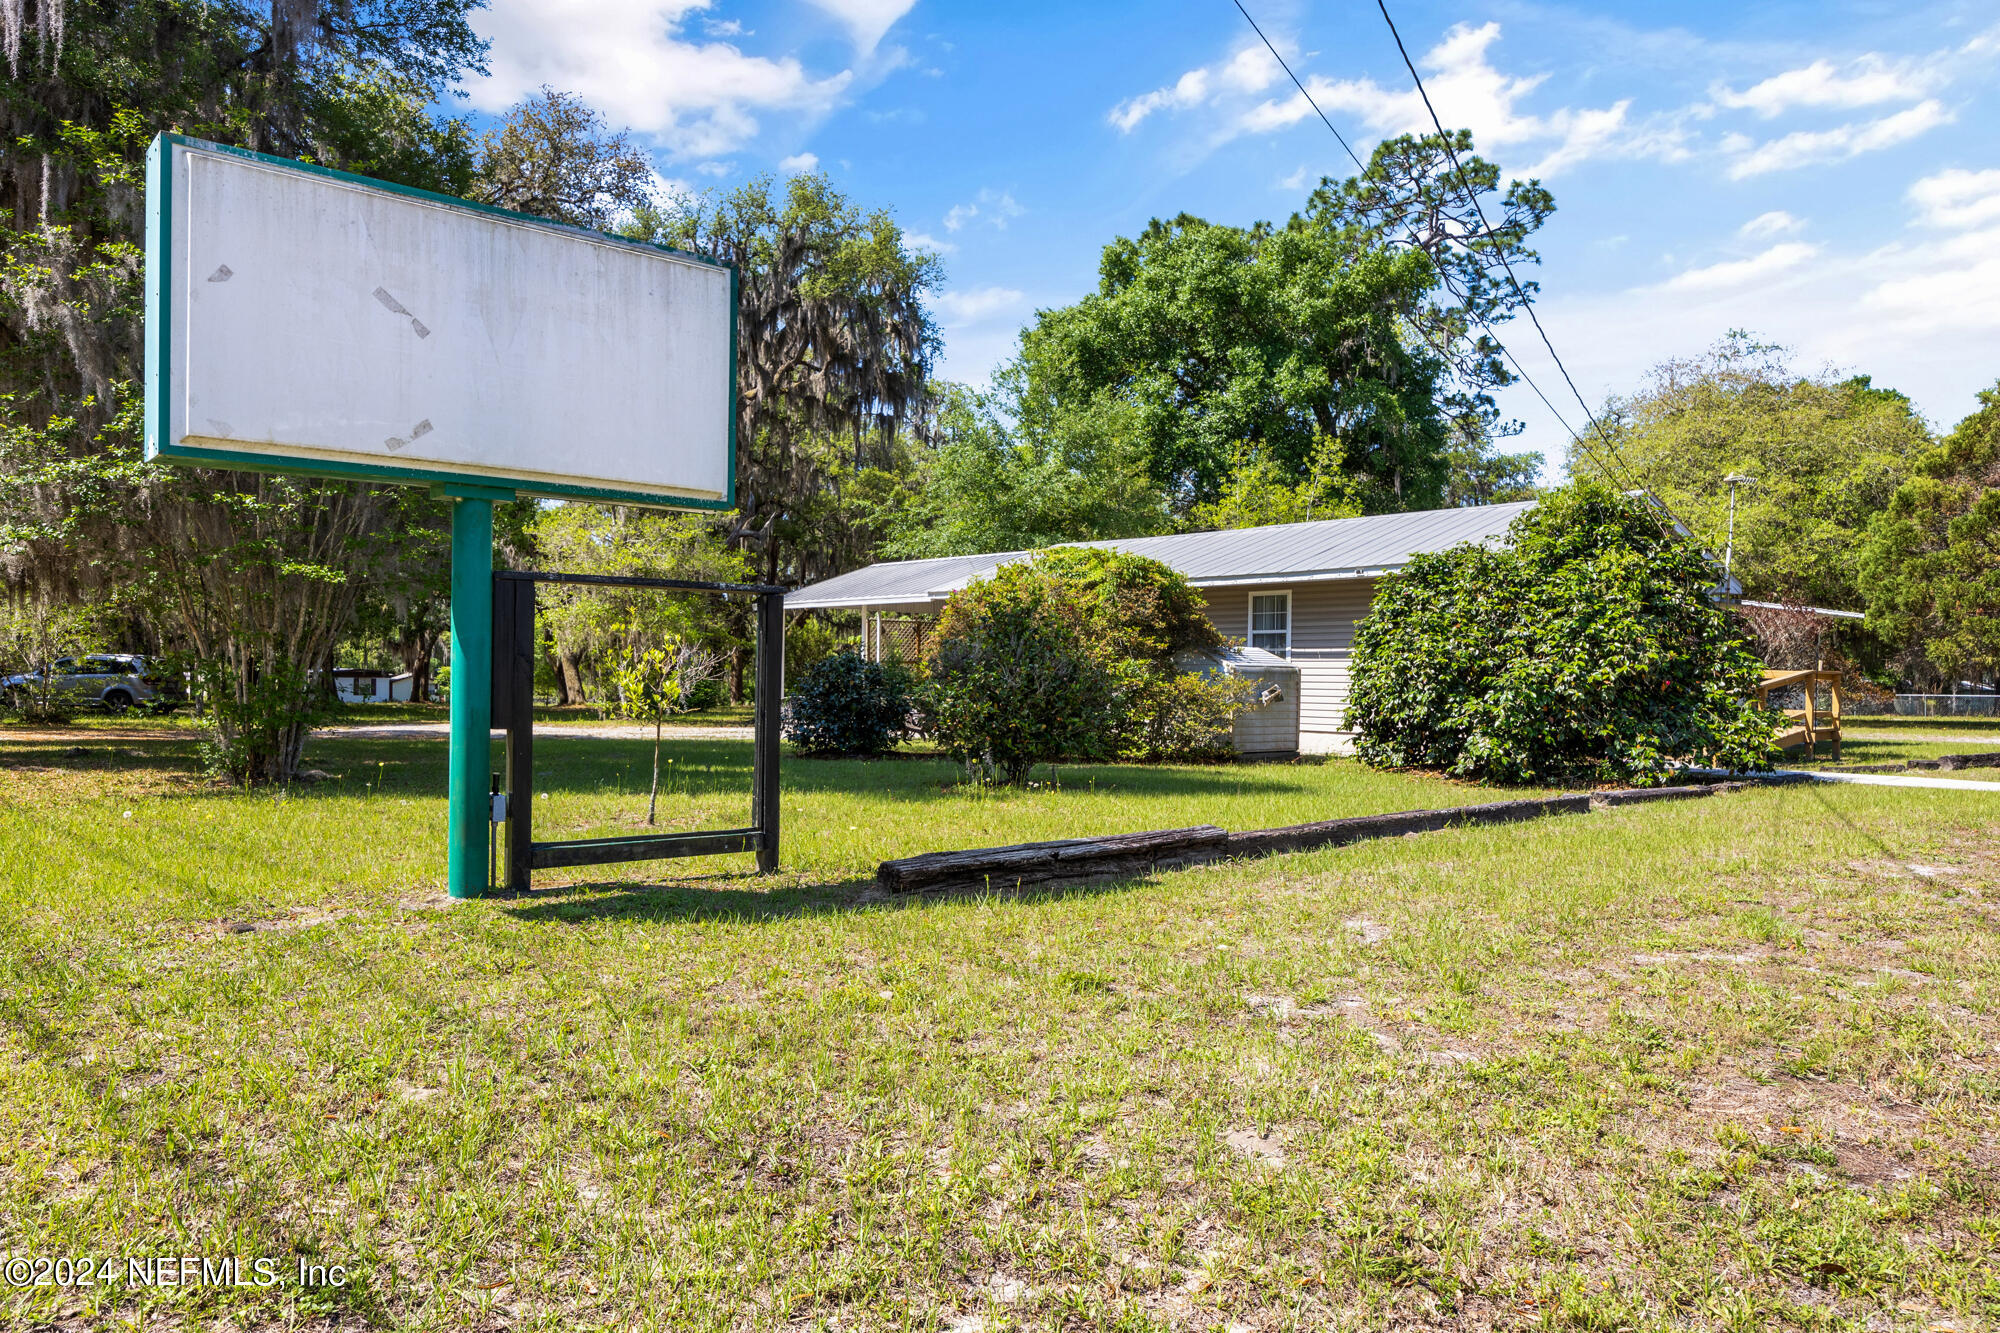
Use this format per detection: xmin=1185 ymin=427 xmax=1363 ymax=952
xmin=1864 ymin=694 xmax=2000 ymax=717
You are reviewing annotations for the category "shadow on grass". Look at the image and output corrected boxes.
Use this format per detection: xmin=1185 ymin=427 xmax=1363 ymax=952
xmin=287 ymin=734 xmax=1326 ymax=804
xmin=496 ymin=872 xmax=872 ymax=924
xmin=493 ymin=862 xmax=1162 ymax=926
xmin=13 ymin=729 xmax=1333 ymax=808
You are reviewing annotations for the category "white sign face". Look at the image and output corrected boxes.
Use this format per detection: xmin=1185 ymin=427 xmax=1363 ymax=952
xmin=146 ymin=135 xmax=734 ymax=506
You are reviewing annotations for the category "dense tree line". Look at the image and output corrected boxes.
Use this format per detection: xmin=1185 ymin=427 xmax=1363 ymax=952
xmin=878 ymin=132 xmax=1554 ymax=556
xmin=0 ymin=1 xmax=939 ymax=779
xmin=1 ymin=3 xmax=1990 ymax=780
xmin=1573 ymin=333 xmax=1995 ymax=690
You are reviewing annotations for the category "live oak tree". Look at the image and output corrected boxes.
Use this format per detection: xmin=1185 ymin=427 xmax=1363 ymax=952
xmin=0 ymin=0 xmax=489 ymax=779
xmin=475 ymin=87 xmax=650 ymax=229
xmin=1861 ymin=382 xmax=2000 ymax=688
xmin=876 ymin=376 xmax=1169 ymax=559
xmin=528 ymin=504 xmax=750 ymax=707
xmin=1014 ymin=131 xmax=1554 ymax=521
xmin=1021 ymin=215 xmax=1448 ymax=516
xmin=632 ymin=173 xmax=941 ymax=588
xmin=1573 ymin=333 xmax=1935 ymax=670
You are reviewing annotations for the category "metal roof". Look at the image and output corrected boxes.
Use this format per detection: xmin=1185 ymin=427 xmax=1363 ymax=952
xmin=788 ymin=500 xmax=1536 ymax=610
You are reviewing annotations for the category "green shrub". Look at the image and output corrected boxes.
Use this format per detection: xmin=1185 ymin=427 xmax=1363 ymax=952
xmin=1122 ymin=670 xmax=1254 ymax=763
xmin=683 ymin=675 xmax=727 ymax=712
xmin=784 ymin=650 xmax=915 ymax=757
xmin=1346 ymin=483 xmax=1774 ymax=787
xmin=919 ymin=570 xmax=1121 ymax=783
xmin=920 ymin=548 xmax=1241 ymax=781
xmin=192 ymin=657 xmax=340 ymax=785
xmin=1023 ymin=547 xmax=1222 ymax=665
xmin=782 ymin=614 xmax=845 ymax=689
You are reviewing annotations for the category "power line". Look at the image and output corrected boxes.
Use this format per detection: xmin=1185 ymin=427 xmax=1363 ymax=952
xmin=1228 ymin=0 xmax=1696 ymax=545
xmin=1226 ymin=0 xmax=1633 ymax=503
xmin=1229 ymin=0 xmax=1365 ymax=174
xmin=1369 ymin=0 xmax=1661 ymax=512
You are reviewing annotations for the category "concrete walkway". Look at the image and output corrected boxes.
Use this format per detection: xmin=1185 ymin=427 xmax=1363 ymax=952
xmin=1840 ymin=730 xmax=2000 ymax=744
xmin=1779 ymin=768 xmax=2000 ymax=793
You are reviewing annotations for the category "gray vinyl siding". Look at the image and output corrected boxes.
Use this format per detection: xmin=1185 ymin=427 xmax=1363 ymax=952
xmin=1199 ymin=580 xmax=1378 ymax=734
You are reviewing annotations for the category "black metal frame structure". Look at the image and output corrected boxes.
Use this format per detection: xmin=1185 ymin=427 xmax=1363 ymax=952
xmin=491 ymin=570 xmax=785 ymax=893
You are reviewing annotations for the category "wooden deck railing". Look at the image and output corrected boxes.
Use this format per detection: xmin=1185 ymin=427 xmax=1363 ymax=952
xmin=1755 ymin=663 xmax=1842 ymax=759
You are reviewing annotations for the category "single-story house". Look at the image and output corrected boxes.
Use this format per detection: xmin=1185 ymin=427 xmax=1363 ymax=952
xmin=331 ymin=668 xmax=416 ymax=704
xmin=787 ymin=500 xmax=1536 ymax=754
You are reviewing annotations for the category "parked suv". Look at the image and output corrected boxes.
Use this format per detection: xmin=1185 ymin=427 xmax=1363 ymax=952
xmin=2 ymin=654 xmax=178 ymax=713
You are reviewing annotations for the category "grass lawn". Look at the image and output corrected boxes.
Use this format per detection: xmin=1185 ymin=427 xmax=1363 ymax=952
xmin=1841 ymin=716 xmax=2000 ymax=737
xmin=1 ymin=725 xmax=1996 ymax=1330
xmin=1765 ymin=717 xmax=2000 ymax=771
xmin=28 ymin=700 xmax=761 ymax=733
xmin=1785 ymin=737 xmax=2000 ymax=770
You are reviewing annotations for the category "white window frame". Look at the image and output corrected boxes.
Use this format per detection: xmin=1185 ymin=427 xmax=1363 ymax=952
xmin=1247 ymin=589 xmax=1292 ymax=657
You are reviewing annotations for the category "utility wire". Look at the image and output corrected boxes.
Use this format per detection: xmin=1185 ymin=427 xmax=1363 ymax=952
xmin=1370 ymin=0 xmax=1665 ymax=518
xmin=1230 ymin=0 xmax=1366 ymax=174
xmin=1227 ymin=0 xmax=1638 ymax=511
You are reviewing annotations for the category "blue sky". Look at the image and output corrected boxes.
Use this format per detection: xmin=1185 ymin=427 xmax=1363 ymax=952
xmin=455 ymin=0 xmax=2000 ymax=470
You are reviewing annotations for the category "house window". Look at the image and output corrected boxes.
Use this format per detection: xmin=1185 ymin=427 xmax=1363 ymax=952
xmin=1249 ymin=591 xmax=1291 ymax=655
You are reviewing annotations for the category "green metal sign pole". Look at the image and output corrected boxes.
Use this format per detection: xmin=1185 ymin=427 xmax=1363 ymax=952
xmin=446 ymin=488 xmax=505 ymax=899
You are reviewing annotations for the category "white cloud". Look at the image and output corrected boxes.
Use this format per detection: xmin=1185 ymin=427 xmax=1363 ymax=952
xmin=903 ymin=229 xmax=956 ymax=255
xmin=1908 ymin=168 xmax=2000 ymax=230
xmin=1495 ymin=179 xmax=2000 ymax=471
xmin=1857 ymin=168 xmax=2000 ymax=339
xmin=942 ymin=188 xmax=1023 ymax=233
xmin=1110 ymin=43 xmax=1279 ymax=132
xmin=804 ymin=0 xmax=918 ymax=55
xmin=695 ymin=160 xmax=733 ymax=177
xmin=1711 ymin=54 xmax=1943 ymax=118
xmin=1739 ymin=210 xmax=1803 ymax=239
xmin=778 ymin=152 xmax=820 ymax=173
xmin=1111 ymin=68 xmax=1213 ymax=133
xmin=1726 ymin=100 xmax=1952 ymax=178
xmin=470 ymin=1 xmax=854 ymax=158
xmin=1254 ymin=23 xmax=1550 ymax=144
xmin=1861 ymin=225 xmax=2000 ymax=335
xmin=933 ymin=286 xmax=1025 ymax=326
xmin=1126 ymin=21 xmax=1675 ymax=179
xmin=1652 ymin=242 xmax=1820 ymax=293
xmin=647 ymin=168 xmax=697 ymax=203
xmin=1277 ymin=165 xmax=1316 ymax=192
xmin=1863 ymin=228 xmax=1999 ymax=325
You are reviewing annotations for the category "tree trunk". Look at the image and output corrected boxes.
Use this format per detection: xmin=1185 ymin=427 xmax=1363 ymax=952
xmin=559 ymin=648 xmax=585 ymax=705
xmin=413 ymin=633 xmax=436 ymax=704
xmin=647 ymin=715 xmax=661 ymax=825
xmin=729 ymin=645 xmax=745 ymax=705
xmin=542 ymin=630 xmax=568 ymax=705
xmin=401 ymin=630 xmax=438 ymax=703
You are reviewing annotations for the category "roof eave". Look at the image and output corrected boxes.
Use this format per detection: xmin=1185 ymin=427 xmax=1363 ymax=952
xmin=1187 ymin=566 xmax=1397 ymax=588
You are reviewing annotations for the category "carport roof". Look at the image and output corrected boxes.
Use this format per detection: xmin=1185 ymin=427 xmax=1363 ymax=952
xmin=788 ymin=500 xmax=1536 ymax=610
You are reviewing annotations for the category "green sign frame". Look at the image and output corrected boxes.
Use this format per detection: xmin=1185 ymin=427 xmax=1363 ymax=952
xmin=144 ymin=132 xmax=738 ymax=511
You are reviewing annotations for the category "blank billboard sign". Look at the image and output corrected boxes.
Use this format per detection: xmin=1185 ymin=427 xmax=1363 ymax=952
xmin=145 ymin=134 xmax=735 ymax=507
